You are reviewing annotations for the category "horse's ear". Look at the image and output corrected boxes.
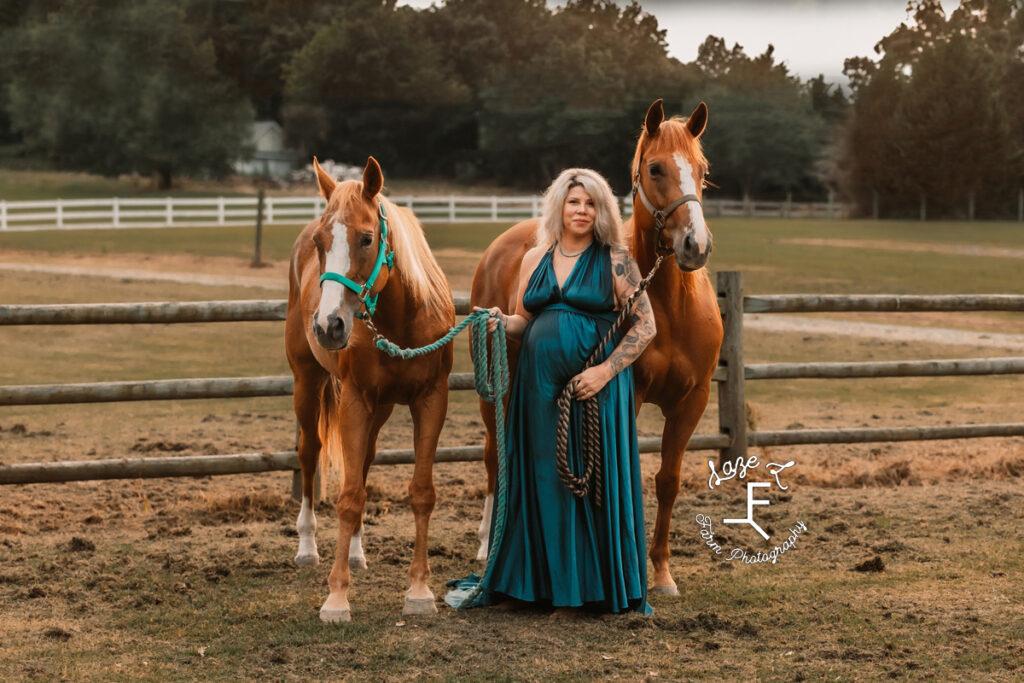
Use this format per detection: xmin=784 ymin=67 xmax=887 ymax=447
xmin=687 ymin=102 xmax=709 ymax=139
xmin=362 ymin=156 xmax=383 ymax=200
xmin=313 ymin=157 xmax=335 ymax=200
xmin=644 ymin=99 xmax=664 ymax=138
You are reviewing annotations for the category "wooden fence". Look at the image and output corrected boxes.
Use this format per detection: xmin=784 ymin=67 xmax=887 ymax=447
xmin=0 ymin=195 xmax=852 ymax=231
xmin=1 ymin=272 xmax=1023 ymax=487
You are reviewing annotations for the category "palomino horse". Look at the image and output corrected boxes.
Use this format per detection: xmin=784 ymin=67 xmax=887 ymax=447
xmin=471 ymin=100 xmax=723 ymax=595
xmin=285 ymin=157 xmax=455 ymax=621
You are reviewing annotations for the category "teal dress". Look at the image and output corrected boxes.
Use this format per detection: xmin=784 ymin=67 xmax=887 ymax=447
xmin=449 ymin=242 xmax=650 ymax=614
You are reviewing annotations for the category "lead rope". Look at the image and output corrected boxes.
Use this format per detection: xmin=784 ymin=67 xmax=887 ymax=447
xmin=554 ymin=253 xmax=666 ymax=506
xmin=364 ymin=309 xmax=509 ymax=609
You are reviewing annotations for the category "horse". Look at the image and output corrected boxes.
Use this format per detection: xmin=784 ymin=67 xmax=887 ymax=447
xmin=285 ymin=156 xmax=455 ymax=622
xmin=470 ymin=99 xmax=723 ymax=595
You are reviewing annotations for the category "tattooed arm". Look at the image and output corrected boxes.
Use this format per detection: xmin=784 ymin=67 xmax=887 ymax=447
xmin=570 ymin=246 xmax=657 ymax=401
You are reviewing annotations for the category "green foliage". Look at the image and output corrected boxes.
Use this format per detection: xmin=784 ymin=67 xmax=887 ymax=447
xmin=840 ymin=0 xmax=1024 ymax=218
xmin=1 ymin=0 xmax=253 ymax=188
xmin=0 ymin=0 xmax=849 ymax=198
xmin=694 ymin=39 xmax=835 ymax=200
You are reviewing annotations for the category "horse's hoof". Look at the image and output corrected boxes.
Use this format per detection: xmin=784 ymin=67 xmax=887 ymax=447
xmin=319 ymin=607 xmax=351 ymax=623
xmin=475 ymin=544 xmax=488 ymax=562
xmin=349 ymin=556 xmax=368 ymax=571
xmin=294 ymin=553 xmax=320 ymax=567
xmin=402 ymin=597 xmax=438 ymax=616
xmin=650 ymin=584 xmax=679 ymax=596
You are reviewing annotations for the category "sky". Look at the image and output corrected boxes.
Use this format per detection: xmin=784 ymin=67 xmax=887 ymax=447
xmin=641 ymin=0 xmax=953 ymax=87
xmin=399 ymin=0 xmax=957 ymax=89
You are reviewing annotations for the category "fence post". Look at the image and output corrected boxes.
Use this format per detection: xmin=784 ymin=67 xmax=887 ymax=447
xmin=1 ymin=200 xmax=6 ymax=231
xmin=56 ymin=199 xmax=63 ymax=229
xmin=112 ymin=198 xmax=120 ymax=228
xmin=165 ymin=197 xmax=173 ymax=226
xmin=532 ymin=195 xmax=540 ymax=217
xmin=491 ymin=196 xmax=498 ymax=220
xmin=252 ymin=190 xmax=265 ymax=267
xmin=827 ymin=190 xmax=835 ymax=219
xmin=783 ymin=192 xmax=791 ymax=219
xmin=744 ymin=194 xmax=752 ymax=218
xmin=265 ymin=195 xmax=274 ymax=224
xmin=716 ymin=270 xmax=747 ymax=466
xmin=218 ymin=197 xmax=225 ymax=225
xmin=449 ymin=195 xmax=455 ymax=221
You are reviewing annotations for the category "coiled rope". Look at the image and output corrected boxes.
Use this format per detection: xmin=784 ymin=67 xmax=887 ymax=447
xmin=554 ymin=253 xmax=666 ymax=506
xmin=365 ymin=309 xmax=509 ymax=608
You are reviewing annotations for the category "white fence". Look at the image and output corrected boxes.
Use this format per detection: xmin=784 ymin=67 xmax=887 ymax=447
xmin=0 ymin=195 xmax=852 ymax=231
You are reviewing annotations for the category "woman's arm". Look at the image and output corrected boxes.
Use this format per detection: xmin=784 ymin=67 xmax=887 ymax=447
xmin=475 ymin=246 xmax=544 ymax=342
xmin=570 ymin=246 xmax=657 ymax=401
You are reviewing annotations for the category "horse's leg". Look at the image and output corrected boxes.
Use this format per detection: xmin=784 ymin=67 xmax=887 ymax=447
xmin=403 ymin=384 xmax=446 ymax=616
xmin=476 ymin=397 xmax=498 ymax=562
xmin=320 ymin=389 xmax=373 ymax=623
xmin=293 ymin=365 xmax=326 ymax=567
xmin=349 ymin=403 xmax=394 ymax=572
xmin=650 ymin=384 xmax=711 ymax=595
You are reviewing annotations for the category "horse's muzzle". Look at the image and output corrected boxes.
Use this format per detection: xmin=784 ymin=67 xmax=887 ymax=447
xmin=313 ymin=311 xmax=350 ymax=350
xmin=675 ymin=232 xmax=712 ymax=272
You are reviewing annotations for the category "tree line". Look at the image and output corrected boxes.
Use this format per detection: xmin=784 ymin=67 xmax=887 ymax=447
xmin=0 ymin=0 xmax=1021 ymax=219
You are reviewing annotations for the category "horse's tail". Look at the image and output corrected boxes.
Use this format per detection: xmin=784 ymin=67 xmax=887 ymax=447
xmin=316 ymin=374 xmax=346 ymax=493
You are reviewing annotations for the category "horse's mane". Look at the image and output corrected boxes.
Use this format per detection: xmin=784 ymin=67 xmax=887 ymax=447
xmin=329 ymin=182 xmax=452 ymax=321
xmin=630 ymin=116 xmax=709 ymax=178
xmin=379 ymin=194 xmax=454 ymax=320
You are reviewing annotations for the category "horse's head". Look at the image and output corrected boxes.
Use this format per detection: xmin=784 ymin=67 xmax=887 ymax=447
xmin=631 ymin=99 xmax=712 ymax=272
xmin=309 ymin=156 xmax=391 ymax=350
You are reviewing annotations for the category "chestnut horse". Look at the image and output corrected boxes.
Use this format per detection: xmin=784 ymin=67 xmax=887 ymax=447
xmin=285 ymin=157 xmax=455 ymax=621
xmin=470 ymin=100 xmax=723 ymax=595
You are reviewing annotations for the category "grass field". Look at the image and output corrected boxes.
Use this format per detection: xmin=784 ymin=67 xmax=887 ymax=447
xmin=2 ymin=213 xmax=1023 ymax=680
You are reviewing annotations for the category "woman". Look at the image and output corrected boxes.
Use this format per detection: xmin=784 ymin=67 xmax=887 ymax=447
xmin=452 ymin=168 xmax=657 ymax=617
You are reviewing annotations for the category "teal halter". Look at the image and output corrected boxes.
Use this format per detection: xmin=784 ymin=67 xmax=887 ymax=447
xmin=318 ymin=201 xmax=395 ymax=319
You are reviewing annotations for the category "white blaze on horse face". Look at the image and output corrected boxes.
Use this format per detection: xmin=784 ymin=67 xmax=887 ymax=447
xmin=315 ymin=217 xmax=351 ymax=330
xmin=672 ymin=152 xmax=711 ymax=254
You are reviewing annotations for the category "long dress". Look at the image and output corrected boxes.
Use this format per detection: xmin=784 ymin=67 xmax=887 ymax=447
xmin=448 ymin=241 xmax=650 ymax=614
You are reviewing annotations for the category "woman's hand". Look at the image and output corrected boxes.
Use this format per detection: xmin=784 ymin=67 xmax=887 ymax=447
xmin=472 ymin=305 xmax=506 ymax=333
xmin=570 ymin=365 xmax=613 ymax=401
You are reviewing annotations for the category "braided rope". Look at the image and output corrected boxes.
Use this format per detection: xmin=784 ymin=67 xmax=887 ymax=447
xmin=554 ymin=253 xmax=666 ymax=506
xmin=364 ymin=309 xmax=509 ymax=609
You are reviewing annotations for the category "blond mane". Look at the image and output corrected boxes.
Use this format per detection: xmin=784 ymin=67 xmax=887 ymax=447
xmin=378 ymin=194 xmax=454 ymax=321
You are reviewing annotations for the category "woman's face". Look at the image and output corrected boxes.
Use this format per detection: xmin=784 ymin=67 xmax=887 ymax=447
xmin=561 ymin=185 xmax=597 ymax=241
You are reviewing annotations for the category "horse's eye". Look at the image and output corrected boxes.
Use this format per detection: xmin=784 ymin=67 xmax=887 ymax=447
xmin=648 ymin=163 xmax=663 ymax=177
xmin=360 ymin=233 xmax=373 ymax=248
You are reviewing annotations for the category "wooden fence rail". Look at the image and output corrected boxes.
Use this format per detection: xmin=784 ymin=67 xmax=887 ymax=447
xmin=1 ymin=273 xmax=1022 ymax=486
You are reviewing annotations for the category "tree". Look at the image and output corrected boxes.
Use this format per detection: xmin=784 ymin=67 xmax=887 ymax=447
xmin=839 ymin=0 xmax=1024 ymax=218
xmin=694 ymin=39 xmax=830 ymax=200
xmin=282 ymin=0 xmax=472 ymax=177
xmin=2 ymin=0 xmax=253 ymax=188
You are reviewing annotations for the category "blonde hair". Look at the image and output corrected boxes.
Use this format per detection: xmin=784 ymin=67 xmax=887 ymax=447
xmin=538 ymin=168 xmax=623 ymax=249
